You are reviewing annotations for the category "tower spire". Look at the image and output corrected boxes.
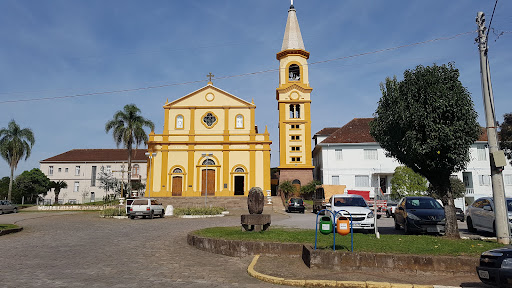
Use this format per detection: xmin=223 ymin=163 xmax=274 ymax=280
xmin=281 ymin=1 xmax=305 ymax=51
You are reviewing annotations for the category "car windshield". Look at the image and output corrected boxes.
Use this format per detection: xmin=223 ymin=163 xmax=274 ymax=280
xmin=333 ymin=197 xmax=367 ymax=207
xmin=132 ymin=200 xmax=148 ymax=205
xmin=405 ymin=198 xmax=442 ymax=209
xmin=290 ymin=199 xmax=303 ymax=204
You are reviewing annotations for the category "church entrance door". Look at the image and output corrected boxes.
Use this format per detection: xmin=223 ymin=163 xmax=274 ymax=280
xmin=234 ymin=175 xmax=244 ymax=195
xmin=172 ymin=176 xmax=182 ymax=196
xmin=201 ymin=169 xmax=215 ymax=196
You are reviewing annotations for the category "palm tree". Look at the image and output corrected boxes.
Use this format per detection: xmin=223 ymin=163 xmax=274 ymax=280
xmin=0 ymin=120 xmax=35 ymax=202
xmin=105 ymin=104 xmax=154 ymax=195
xmin=50 ymin=180 xmax=68 ymax=204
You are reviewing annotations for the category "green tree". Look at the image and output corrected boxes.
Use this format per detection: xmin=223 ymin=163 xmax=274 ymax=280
xmin=499 ymin=113 xmax=512 ymax=166
xmin=98 ymin=166 xmax=116 ymax=198
xmin=300 ymin=180 xmax=321 ymax=199
xmin=49 ymin=180 xmax=68 ymax=205
xmin=427 ymin=177 xmax=465 ymax=201
xmin=105 ymin=104 xmax=154 ymax=195
xmin=390 ymin=166 xmax=428 ymax=199
xmin=0 ymin=176 xmax=10 ymax=200
xmin=14 ymin=168 xmax=50 ymax=204
xmin=0 ymin=120 xmax=35 ymax=202
xmin=370 ymin=63 xmax=480 ymax=238
xmin=278 ymin=180 xmax=296 ymax=199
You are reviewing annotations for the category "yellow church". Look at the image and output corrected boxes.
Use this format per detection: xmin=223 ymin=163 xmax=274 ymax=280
xmin=146 ymin=2 xmax=313 ymax=197
xmin=146 ymin=80 xmax=271 ymax=197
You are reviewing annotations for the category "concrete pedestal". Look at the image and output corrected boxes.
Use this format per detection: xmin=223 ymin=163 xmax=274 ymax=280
xmin=241 ymin=214 xmax=271 ymax=232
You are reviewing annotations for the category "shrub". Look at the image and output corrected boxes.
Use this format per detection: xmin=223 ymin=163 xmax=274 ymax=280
xmin=100 ymin=208 xmax=126 ymax=217
xmin=174 ymin=207 xmax=225 ymax=216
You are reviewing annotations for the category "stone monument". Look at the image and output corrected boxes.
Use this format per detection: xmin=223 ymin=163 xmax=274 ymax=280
xmin=241 ymin=187 xmax=271 ymax=232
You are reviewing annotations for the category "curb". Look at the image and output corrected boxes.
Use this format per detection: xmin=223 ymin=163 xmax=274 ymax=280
xmin=179 ymin=214 xmax=226 ymax=219
xmin=247 ymin=254 xmax=450 ymax=288
xmin=0 ymin=227 xmax=23 ymax=236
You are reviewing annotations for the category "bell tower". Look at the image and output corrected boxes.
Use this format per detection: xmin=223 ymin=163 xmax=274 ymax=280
xmin=276 ymin=2 xmax=314 ymax=188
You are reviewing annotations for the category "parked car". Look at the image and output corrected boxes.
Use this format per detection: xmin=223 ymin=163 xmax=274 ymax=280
xmin=128 ymin=198 xmax=165 ymax=219
xmin=456 ymin=207 xmax=465 ymax=222
xmin=385 ymin=202 xmax=397 ymax=218
xmin=394 ymin=196 xmax=445 ymax=235
xmin=0 ymin=200 xmax=17 ymax=215
xmin=466 ymin=197 xmax=512 ymax=234
xmin=286 ymin=198 xmax=305 ymax=213
xmin=477 ymin=247 xmax=512 ymax=287
xmin=326 ymin=194 xmax=374 ymax=232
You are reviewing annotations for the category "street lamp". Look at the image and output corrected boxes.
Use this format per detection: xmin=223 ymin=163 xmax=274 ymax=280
xmin=202 ymin=153 xmax=213 ymax=207
xmin=145 ymin=152 xmax=157 ymax=198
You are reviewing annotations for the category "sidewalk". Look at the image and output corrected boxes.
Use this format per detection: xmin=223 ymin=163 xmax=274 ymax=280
xmin=251 ymin=254 xmax=487 ymax=287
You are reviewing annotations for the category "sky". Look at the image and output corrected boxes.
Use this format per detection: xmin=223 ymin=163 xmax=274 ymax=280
xmin=0 ymin=0 xmax=511 ymax=177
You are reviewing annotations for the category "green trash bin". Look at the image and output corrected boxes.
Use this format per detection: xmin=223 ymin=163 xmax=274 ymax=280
xmin=319 ymin=216 xmax=333 ymax=235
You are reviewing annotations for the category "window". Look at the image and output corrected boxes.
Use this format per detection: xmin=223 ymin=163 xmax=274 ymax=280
xmin=132 ymin=164 xmax=140 ymax=176
xmin=477 ymin=146 xmax=487 ymax=161
xmin=289 ymin=105 xmax=301 ymax=119
xmin=75 ymin=166 xmax=80 ymax=176
xmin=176 ymin=115 xmax=184 ymax=129
xmin=364 ymin=149 xmax=378 ymax=160
xmin=291 ymin=124 xmax=300 ymax=129
xmin=479 ymin=175 xmax=491 ymax=186
xmin=289 ymin=64 xmax=300 ymax=81
xmin=68 ymin=199 xmax=77 ymax=204
xmin=173 ymin=168 xmax=183 ymax=173
xmin=291 ymin=157 xmax=301 ymax=162
xmin=234 ymin=167 xmax=244 ymax=173
xmin=289 ymin=105 xmax=295 ymax=119
xmin=202 ymin=159 xmax=215 ymax=166
xmin=295 ymin=105 xmax=300 ymax=118
xmin=65 ymin=168 xmax=69 ymax=173
xmin=106 ymin=165 xmax=111 ymax=174
xmin=505 ymin=175 xmax=512 ymax=186
xmin=49 ymin=166 xmax=54 ymax=175
xmin=235 ymin=115 xmax=244 ymax=128
xmin=335 ymin=149 xmax=343 ymax=160
xmin=291 ymin=135 xmax=300 ymax=141
xmin=355 ymin=175 xmax=369 ymax=187
xmin=291 ymin=146 xmax=301 ymax=151
xmin=58 ymin=168 xmax=61 ymax=173
xmin=91 ymin=166 xmax=97 ymax=187
xmin=202 ymin=112 xmax=217 ymax=127
xmin=74 ymin=181 xmax=80 ymax=192
xmin=332 ymin=176 xmax=340 ymax=185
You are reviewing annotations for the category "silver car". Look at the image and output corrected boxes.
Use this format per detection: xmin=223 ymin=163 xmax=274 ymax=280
xmin=466 ymin=197 xmax=512 ymax=234
xmin=0 ymin=200 xmax=17 ymax=214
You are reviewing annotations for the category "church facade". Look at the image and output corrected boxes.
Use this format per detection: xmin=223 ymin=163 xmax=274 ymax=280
xmin=146 ymin=83 xmax=271 ymax=197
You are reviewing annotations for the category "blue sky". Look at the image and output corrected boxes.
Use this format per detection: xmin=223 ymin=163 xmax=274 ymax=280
xmin=0 ymin=0 xmax=511 ymax=177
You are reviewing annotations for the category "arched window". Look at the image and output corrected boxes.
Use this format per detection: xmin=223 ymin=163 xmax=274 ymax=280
xmin=234 ymin=167 xmax=244 ymax=173
xmin=132 ymin=164 xmax=140 ymax=176
xmin=176 ymin=115 xmax=184 ymax=129
xmin=295 ymin=105 xmax=300 ymax=118
xmin=292 ymin=179 xmax=301 ymax=185
xmin=289 ymin=64 xmax=300 ymax=81
xmin=173 ymin=168 xmax=183 ymax=173
xmin=236 ymin=114 xmax=244 ymax=128
xmin=289 ymin=105 xmax=295 ymax=118
xmin=202 ymin=159 xmax=215 ymax=166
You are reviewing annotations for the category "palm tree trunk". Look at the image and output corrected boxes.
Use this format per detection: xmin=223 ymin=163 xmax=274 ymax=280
xmin=54 ymin=189 xmax=59 ymax=205
xmin=127 ymin=146 xmax=132 ymax=197
xmin=8 ymin=165 xmax=14 ymax=202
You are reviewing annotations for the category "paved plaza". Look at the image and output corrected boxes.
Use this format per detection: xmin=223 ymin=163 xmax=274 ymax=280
xmin=0 ymin=210 xmax=287 ymax=288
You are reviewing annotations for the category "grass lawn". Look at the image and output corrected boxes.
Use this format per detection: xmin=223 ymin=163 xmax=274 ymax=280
xmin=0 ymin=224 xmax=20 ymax=230
xmin=193 ymin=226 xmax=504 ymax=257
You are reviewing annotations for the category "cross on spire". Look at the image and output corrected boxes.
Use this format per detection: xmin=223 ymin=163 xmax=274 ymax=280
xmin=206 ymin=72 xmax=215 ymax=84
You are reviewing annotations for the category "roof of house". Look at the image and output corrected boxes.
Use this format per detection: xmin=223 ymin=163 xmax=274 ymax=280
xmin=40 ymin=149 xmax=148 ymax=163
xmin=314 ymin=127 xmax=340 ymax=137
xmin=319 ymin=118 xmax=488 ymax=144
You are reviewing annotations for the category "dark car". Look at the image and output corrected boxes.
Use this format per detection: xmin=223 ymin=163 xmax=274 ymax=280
xmin=456 ymin=207 xmax=465 ymax=222
xmin=286 ymin=198 xmax=305 ymax=213
xmin=477 ymin=247 xmax=512 ymax=287
xmin=394 ymin=196 xmax=445 ymax=235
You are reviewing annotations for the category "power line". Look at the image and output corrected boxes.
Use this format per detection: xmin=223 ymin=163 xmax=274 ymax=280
xmin=486 ymin=0 xmax=499 ymax=41
xmin=0 ymin=31 xmax=475 ymax=105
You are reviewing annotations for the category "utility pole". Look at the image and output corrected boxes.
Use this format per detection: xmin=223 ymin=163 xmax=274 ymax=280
xmin=476 ymin=12 xmax=510 ymax=244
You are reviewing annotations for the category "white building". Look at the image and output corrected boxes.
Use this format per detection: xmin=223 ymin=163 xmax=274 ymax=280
xmin=40 ymin=149 xmax=148 ymax=204
xmin=312 ymin=118 xmax=512 ymax=206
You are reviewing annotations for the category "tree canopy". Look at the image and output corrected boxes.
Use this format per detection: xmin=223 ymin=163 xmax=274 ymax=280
xmin=15 ymin=168 xmax=50 ymax=204
xmin=0 ymin=120 xmax=35 ymax=202
xmin=499 ymin=113 xmax=512 ymax=166
xmin=370 ymin=63 xmax=480 ymax=237
xmin=390 ymin=166 xmax=428 ymax=199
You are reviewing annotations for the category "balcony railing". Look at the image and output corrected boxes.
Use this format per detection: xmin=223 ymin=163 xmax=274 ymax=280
xmin=465 ymin=188 xmax=474 ymax=194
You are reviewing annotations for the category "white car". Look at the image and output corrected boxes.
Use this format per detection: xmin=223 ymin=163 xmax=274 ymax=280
xmin=128 ymin=198 xmax=165 ymax=219
xmin=326 ymin=194 xmax=375 ymax=232
xmin=466 ymin=197 xmax=512 ymax=234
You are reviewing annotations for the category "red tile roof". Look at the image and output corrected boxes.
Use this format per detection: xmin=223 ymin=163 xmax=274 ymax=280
xmin=314 ymin=127 xmax=340 ymax=137
xmin=41 ymin=149 xmax=148 ymax=163
xmin=320 ymin=118 xmax=488 ymax=144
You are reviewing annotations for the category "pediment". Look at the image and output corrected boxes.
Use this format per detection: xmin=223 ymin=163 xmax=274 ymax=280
xmin=164 ymin=85 xmax=255 ymax=108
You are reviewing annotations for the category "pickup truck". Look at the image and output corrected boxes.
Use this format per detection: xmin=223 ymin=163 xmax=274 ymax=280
xmin=128 ymin=198 xmax=165 ymax=219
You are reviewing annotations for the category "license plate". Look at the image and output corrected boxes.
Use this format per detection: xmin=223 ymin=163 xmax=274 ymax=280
xmin=427 ymin=226 xmax=439 ymax=233
xmin=478 ymin=270 xmax=490 ymax=279
xmin=136 ymin=212 xmax=143 ymax=215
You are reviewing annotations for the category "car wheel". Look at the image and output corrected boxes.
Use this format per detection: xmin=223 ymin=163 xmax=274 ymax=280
xmin=386 ymin=211 xmax=390 ymax=218
xmin=467 ymin=216 xmax=476 ymax=233
xmin=13 ymin=208 xmax=17 ymax=213
xmin=313 ymin=207 xmax=317 ymax=214
xmin=404 ymin=223 xmax=410 ymax=235
xmin=0 ymin=210 xmax=3 ymax=215
xmin=142 ymin=215 xmax=147 ymax=219
xmin=394 ymin=219 xmax=400 ymax=230
xmin=160 ymin=210 xmax=165 ymax=218
xmin=149 ymin=211 xmax=154 ymax=219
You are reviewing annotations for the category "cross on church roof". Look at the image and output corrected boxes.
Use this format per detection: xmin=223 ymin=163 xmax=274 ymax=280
xmin=206 ymin=72 xmax=215 ymax=83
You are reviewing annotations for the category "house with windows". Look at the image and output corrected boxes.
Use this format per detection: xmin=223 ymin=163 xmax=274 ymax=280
xmin=40 ymin=149 xmax=147 ymax=204
xmin=312 ymin=118 xmax=512 ymax=206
